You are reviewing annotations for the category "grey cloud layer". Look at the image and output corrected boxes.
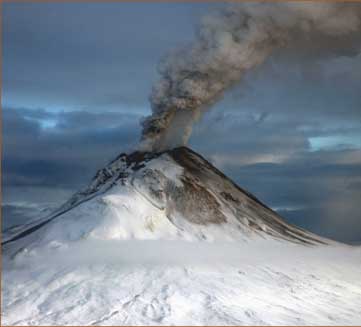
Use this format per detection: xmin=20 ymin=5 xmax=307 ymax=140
xmin=3 ymin=108 xmax=141 ymax=189
xmin=3 ymin=2 xmax=214 ymax=111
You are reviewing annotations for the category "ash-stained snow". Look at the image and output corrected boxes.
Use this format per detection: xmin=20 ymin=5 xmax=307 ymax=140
xmin=2 ymin=147 xmax=360 ymax=326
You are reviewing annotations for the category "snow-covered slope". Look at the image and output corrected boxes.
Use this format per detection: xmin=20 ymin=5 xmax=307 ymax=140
xmin=3 ymin=240 xmax=361 ymax=326
xmin=2 ymin=147 xmax=360 ymax=326
xmin=2 ymin=147 xmax=329 ymax=249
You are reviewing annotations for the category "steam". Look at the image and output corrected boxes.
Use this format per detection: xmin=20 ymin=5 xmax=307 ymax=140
xmin=140 ymin=2 xmax=361 ymax=152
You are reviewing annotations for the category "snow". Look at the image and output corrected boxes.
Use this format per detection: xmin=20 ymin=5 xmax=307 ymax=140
xmin=2 ymin=148 xmax=360 ymax=325
xmin=2 ymin=240 xmax=361 ymax=326
xmin=2 ymin=148 xmax=328 ymax=247
xmin=141 ymin=154 xmax=184 ymax=187
xmin=2 ymin=182 xmax=252 ymax=253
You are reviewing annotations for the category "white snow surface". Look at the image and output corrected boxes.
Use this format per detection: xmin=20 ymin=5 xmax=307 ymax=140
xmin=2 ymin=149 xmax=361 ymax=325
xmin=2 ymin=240 xmax=361 ymax=326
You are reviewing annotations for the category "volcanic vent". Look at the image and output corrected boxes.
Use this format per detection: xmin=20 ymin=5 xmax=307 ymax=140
xmin=3 ymin=147 xmax=329 ymax=249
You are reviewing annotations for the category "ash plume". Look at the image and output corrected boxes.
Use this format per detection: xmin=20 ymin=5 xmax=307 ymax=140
xmin=140 ymin=2 xmax=361 ymax=152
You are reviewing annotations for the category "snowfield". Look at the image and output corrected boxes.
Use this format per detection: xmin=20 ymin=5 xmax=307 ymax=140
xmin=2 ymin=147 xmax=361 ymax=325
xmin=2 ymin=240 xmax=361 ymax=325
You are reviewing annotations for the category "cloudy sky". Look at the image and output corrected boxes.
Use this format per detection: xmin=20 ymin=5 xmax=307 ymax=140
xmin=2 ymin=2 xmax=361 ymax=244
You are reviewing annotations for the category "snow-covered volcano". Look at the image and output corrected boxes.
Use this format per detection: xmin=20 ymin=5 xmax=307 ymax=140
xmin=2 ymin=147 xmax=361 ymax=325
xmin=3 ymin=147 xmax=328 ymax=248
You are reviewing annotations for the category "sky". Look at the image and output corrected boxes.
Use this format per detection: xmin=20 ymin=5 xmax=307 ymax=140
xmin=2 ymin=2 xmax=361 ymax=244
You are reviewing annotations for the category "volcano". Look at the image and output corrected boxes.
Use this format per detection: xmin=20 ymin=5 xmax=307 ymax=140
xmin=2 ymin=147 xmax=361 ymax=326
xmin=3 ymin=147 xmax=328 ymax=248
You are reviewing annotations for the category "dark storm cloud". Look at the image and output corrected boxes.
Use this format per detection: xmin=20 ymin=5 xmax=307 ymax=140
xmin=2 ymin=2 xmax=217 ymax=111
xmin=2 ymin=107 xmax=141 ymax=189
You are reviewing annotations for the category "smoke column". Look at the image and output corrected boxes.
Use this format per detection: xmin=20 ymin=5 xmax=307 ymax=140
xmin=140 ymin=2 xmax=361 ymax=152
